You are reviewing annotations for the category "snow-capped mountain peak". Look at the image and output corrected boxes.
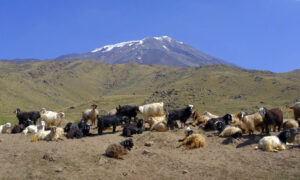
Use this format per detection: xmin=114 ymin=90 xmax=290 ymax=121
xmin=56 ymin=36 xmax=233 ymax=67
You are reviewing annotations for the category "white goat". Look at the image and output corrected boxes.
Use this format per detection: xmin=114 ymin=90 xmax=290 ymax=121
xmin=138 ymin=102 xmax=165 ymax=120
xmin=0 ymin=123 xmax=11 ymax=133
xmin=23 ymin=121 xmax=46 ymax=135
xmin=40 ymin=108 xmax=65 ymax=127
xmin=82 ymin=104 xmax=99 ymax=126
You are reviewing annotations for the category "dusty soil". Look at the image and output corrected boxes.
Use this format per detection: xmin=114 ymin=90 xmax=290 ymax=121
xmin=0 ymin=126 xmax=300 ymax=180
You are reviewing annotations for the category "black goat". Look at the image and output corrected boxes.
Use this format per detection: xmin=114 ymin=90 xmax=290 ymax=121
xmin=15 ymin=108 xmax=40 ymax=127
xmin=204 ymin=114 xmax=232 ymax=131
xmin=11 ymin=124 xmax=25 ymax=134
xmin=64 ymin=119 xmax=90 ymax=139
xmin=97 ymin=115 xmax=129 ymax=135
xmin=167 ymin=105 xmax=193 ymax=129
xmin=116 ymin=105 xmax=139 ymax=120
xmin=278 ymin=128 xmax=299 ymax=144
xmin=120 ymin=139 xmax=134 ymax=151
xmin=122 ymin=119 xmax=144 ymax=137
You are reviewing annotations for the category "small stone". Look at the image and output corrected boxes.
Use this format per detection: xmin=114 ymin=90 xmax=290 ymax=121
xmin=122 ymin=172 xmax=128 ymax=176
xmin=142 ymin=150 xmax=151 ymax=155
xmin=144 ymin=141 xmax=154 ymax=147
xmin=49 ymin=157 xmax=56 ymax=161
xmin=55 ymin=168 xmax=63 ymax=173
xmin=42 ymin=153 xmax=50 ymax=160
xmin=98 ymin=157 xmax=108 ymax=165
xmin=0 ymin=139 xmax=2 ymax=142
xmin=183 ymin=170 xmax=189 ymax=174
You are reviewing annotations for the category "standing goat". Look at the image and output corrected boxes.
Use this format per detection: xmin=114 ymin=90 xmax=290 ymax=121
xmin=82 ymin=104 xmax=99 ymax=126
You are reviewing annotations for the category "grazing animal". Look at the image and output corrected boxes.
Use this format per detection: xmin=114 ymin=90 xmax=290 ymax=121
xmin=40 ymin=108 xmax=65 ymax=127
xmin=116 ymin=105 xmax=139 ymax=120
xmin=192 ymin=111 xmax=218 ymax=127
xmin=177 ymin=133 xmax=205 ymax=150
xmin=204 ymin=114 xmax=232 ymax=131
xmin=122 ymin=119 xmax=144 ymax=137
xmin=138 ymin=102 xmax=165 ymax=120
xmin=216 ymin=121 xmax=242 ymax=138
xmin=256 ymin=128 xmax=299 ymax=152
xmin=242 ymin=112 xmax=264 ymax=137
xmin=147 ymin=116 xmax=168 ymax=132
xmin=105 ymin=139 xmax=134 ymax=160
xmin=0 ymin=123 xmax=11 ymax=133
xmin=167 ymin=105 xmax=193 ymax=128
xmin=64 ymin=119 xmax=90 ymax=139
xmin=259 ymin=107 xmax=283 ymax=134
xmin=15 ymin=108 xmax=40 ymax=127
xmin=290 ymin=102 xmax=300 ymax=121
xmin=11 ymin=124 xmax=25 ymax=134
xmin=283 ymin=119 xmax=299 ymax=130
xmin=97 ymin=115 xmax=129 ymax=135
xmin=23 ymin=121 xmax=46 ymax=135
xmin=82 ymin=104 xmax=99 ymax=126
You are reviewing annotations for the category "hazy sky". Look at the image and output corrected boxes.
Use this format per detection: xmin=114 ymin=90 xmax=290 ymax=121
xmin=0 ymin=0 xmax=299 ymax=72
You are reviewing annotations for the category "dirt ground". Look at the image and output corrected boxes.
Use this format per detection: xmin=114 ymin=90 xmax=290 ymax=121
xmin=0 ymin=125 xmax=300 ymax=180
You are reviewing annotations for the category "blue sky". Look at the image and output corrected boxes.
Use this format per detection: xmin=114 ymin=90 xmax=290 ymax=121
xmin=0 ymin=0 xmax=299 ymax=72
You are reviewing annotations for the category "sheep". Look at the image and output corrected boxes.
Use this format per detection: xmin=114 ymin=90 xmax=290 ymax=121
xmin=204 ymin=114 xmax=232 ymax=131
xmin=31 ymin=126 xmax=64 ymax=142
xmin=122 ymin=119 xmax=144 ymax=137
xmin=191 ymin=111 xmax=218 ymax=127
xmin=105 ymin=139 xmax=134 ymax=160
xmin=256 ymin=128 xmax=299 ymax=152
xmin=11 ymin=124 xmax=25 ymax=134
xmin=40 ymin=108 xmax=65 ymax=127
xmin=23 ymin=121 xmax=46 ymax=135
xmin=290 ymin=102 xmax=300 ymax=120
xmin=167 ymin=105 xmax=193 ymax=128
xmin=15 ymin=108 xmax=40 ymax=127
xmin=283 ymin=119 xmax=299 ymax=130
xmin=97 ymin=115 xmax=129 ymax=135
xmin=64 ymin=119 xmax=91 ymax=139
xmin=116 ymin=105 xmax=139 ymax=120
xmin=242 ymin=112 xmax=264 ymax=137
xmin=0 ymin=123 xmax=11 ymax=133
xmin=177 ymin=133 xmax=205 ymax=150
xmin=82 ymin=104 xmax=99 ymax=126
xmin=147 ymin=116 xmax=168 ymax=132
xmin=138 ymin=102 xmax=165 ymax=120
xmin=259 ymin=107 xmax=283 ymax=134
xmin=216 ymin=121 xmax=242 ymax=138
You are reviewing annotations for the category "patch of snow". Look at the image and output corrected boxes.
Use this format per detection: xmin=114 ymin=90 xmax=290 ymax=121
xmin=154 ymin=36 xmax=173 ymax=42
xmin=91 ymin=39 xmax=143 ymax=53
xmin=162 ymin=45 xmax=169 ymax=50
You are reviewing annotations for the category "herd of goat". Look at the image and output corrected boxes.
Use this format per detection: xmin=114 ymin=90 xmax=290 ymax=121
xmin=0 ymin=101 xmax=300 ymax=159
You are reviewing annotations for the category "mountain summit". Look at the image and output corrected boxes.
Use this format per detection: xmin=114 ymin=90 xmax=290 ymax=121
xmin=56 ymin=36 xmax=232 ymax=67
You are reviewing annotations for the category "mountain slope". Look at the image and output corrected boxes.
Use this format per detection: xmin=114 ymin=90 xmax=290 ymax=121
xmin=0 ymin=60 xmax=299 ymax=124
xmin=56 ymin=36 xmax=232 ymax=67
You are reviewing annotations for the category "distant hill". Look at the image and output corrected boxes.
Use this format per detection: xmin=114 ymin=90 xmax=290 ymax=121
xmin=0 ymin=59 xmax=40 ymax=64
xmin=56 ymin=36 xmax=233 ymax=67
xmin=0 ymin=60 xmax=299 ymax=124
